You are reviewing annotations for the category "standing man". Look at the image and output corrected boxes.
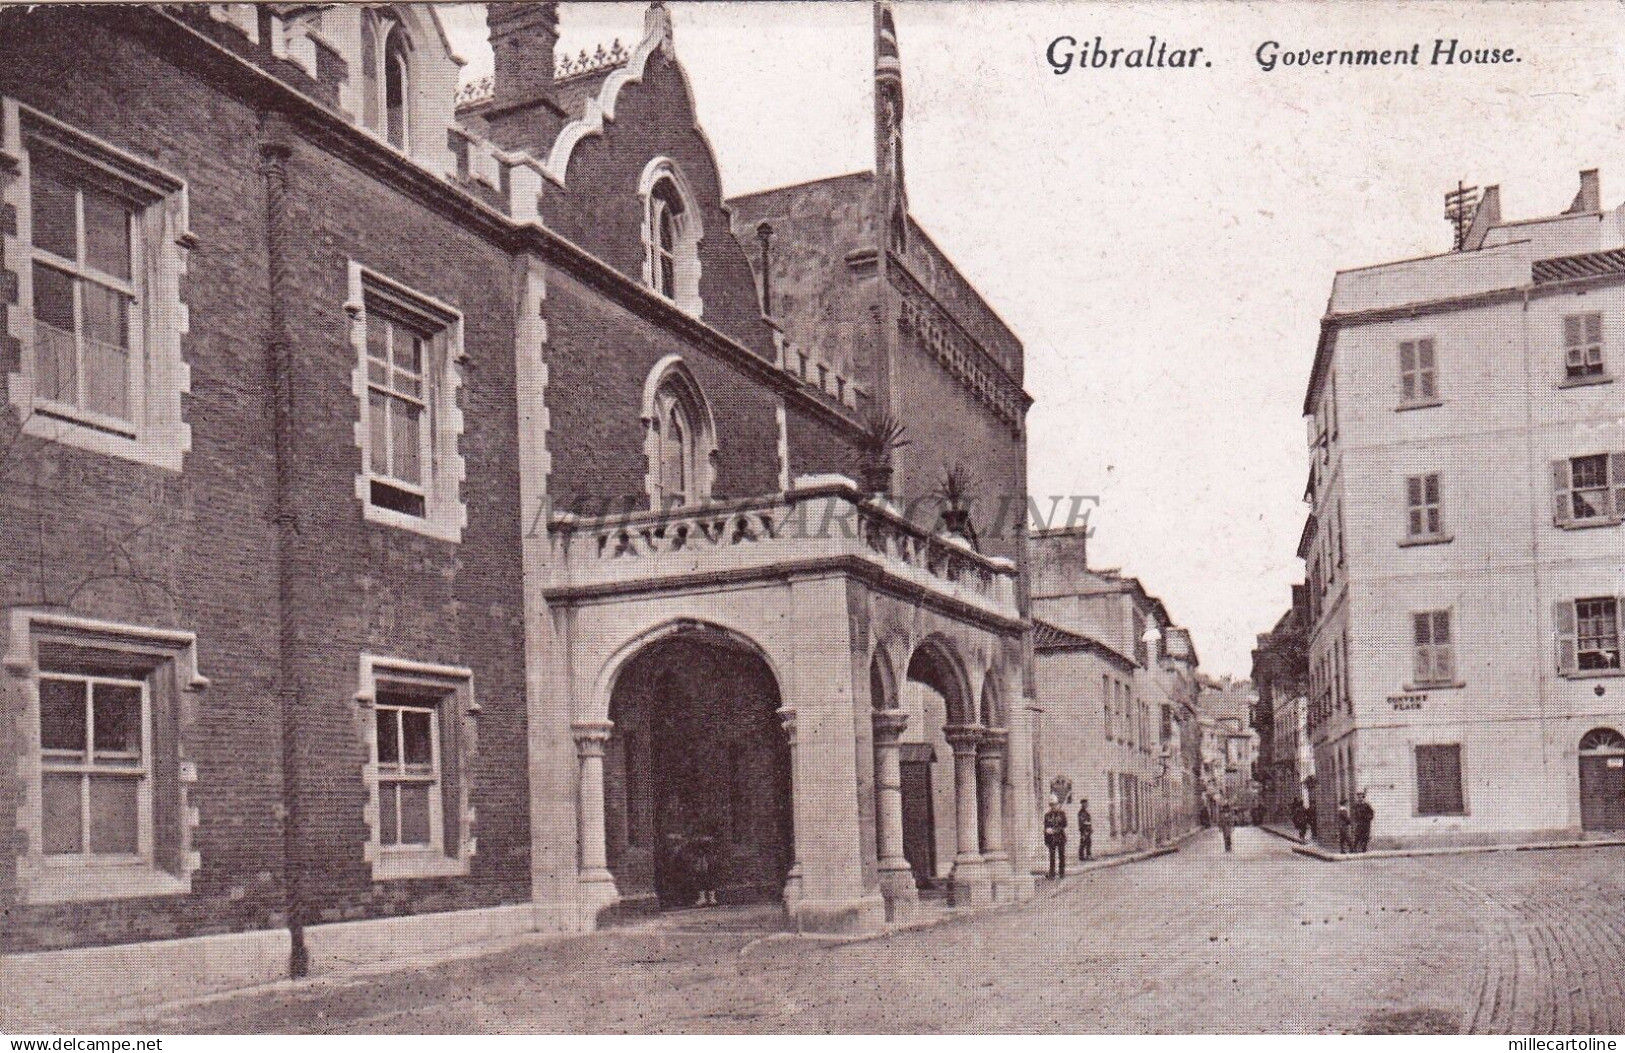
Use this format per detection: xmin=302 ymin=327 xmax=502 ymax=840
xmin=1290 ymin=798 xmax=1309 ymax=841
xmin=1043 ymin=795 xmax=1069 ymax=879
xmin=1217 ymin=803 xmax=1235 ymax=853
xmin=1077 ymin=798 xmax=1094 ymax=862
xmin=1336 ymin=799 xmax=1353 ymax=854
xmin=1352 ymin=791 xmax=1375 ymax=853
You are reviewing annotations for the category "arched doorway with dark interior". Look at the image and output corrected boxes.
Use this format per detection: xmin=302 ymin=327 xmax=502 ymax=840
xmin=900 ymin=637 xmax=973 ymax=890
xmin=603 ymin=625 xmax=793 ymax=913
xmin=1579 ymin=727 xmax=1625 ymax=833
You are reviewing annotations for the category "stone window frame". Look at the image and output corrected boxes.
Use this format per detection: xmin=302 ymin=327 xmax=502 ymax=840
xmin=346 ymin=261 xmax=467 ymax=543
xmin=638 ymin=157 xmax=703 ymax=318
xmin=3 ymin=609 xmax=207 ymax=905
xmin=2 ymin=98 xmax=194 ymax=472
xmin=639 ymin=354 xmax=717 ymax=511
xmin=356 ymin=654 xmax=477 ymax=882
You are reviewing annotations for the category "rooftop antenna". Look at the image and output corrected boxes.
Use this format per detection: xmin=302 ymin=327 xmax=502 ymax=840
xmin=1445 ymin=180 xmax=1479 ymax=252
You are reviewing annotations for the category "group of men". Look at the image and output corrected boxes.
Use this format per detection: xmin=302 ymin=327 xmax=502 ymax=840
xmin=1289 ymin=791 xmax=1374 ymax=852
xmin=1042 ymin=796 xmax=1093 ymax=879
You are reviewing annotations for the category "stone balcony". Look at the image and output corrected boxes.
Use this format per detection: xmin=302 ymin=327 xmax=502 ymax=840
xmin=545 ymin=476 xmax=1021 ymax=627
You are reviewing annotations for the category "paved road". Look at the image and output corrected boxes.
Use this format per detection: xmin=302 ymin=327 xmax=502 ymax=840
xmin=129 ymin=828 xmax=1625 ymax=1034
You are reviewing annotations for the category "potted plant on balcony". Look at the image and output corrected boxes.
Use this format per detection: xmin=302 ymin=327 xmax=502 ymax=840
xmin=857 ymin=408 xmax=910 ymax=497
xmin=931 ymin=462 xmax=980 ymax=550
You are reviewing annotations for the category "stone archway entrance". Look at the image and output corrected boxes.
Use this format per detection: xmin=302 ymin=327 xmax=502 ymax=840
xmin=604 ymin=630 xmax=793 ymax=911
xmin=1579 ymin=727 xmax=1625 ymax=833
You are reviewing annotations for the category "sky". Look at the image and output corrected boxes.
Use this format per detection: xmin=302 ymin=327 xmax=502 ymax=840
xmin=438 ymin=1 xmax=1625 ymax=676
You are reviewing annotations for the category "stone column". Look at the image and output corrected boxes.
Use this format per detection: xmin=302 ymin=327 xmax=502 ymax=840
xmin=977 ymin=728 xmax=1016 ymax=902
xmin=871 ymin=708 xmax=918 ymax=922
xmin=572 ymin=721 xmax=618 ymax=917
xmin=776 ymin=704 xmax=804 ymax=909
xmin=944 ymin=723 xmax=992 ymax=906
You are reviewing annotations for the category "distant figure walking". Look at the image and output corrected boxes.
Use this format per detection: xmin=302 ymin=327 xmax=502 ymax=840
xmin=1290 ymin=798 xmax=1309 ymax=841
xmin=1217 ymin=805 xmax=1234 ymax=853
xmin=1305 ymin=800 xmax=1318 ymax=843
xmin=1077 ymin=799 xmax=1094 ymax=862
xmin=1336 ymin=800 xmax=1352 ymax=854
xmin=1352 ymin=791 xmax=1375 ymax=853
xmin=1043 ymin=796 xmax=1068 ymax=879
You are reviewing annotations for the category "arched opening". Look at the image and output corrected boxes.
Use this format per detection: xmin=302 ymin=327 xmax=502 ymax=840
xmin=1579 ymin=727 xmax=1625 ymax=832
xmin=639 ymin=159 xmax=703 ymax=316
xmin=641 ymin=356 xmax=715 ymax=510
xmin=899 ymin=638 xmax=971 ymax=889
xmin=383 ymin=22 xmax=411 ymax=151
xmin=604 ymin=628 xmax=792 ymax=911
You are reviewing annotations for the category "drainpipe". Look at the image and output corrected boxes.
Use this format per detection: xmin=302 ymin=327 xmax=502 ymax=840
xmin=259 ymin=111 xmax=308 ymax=978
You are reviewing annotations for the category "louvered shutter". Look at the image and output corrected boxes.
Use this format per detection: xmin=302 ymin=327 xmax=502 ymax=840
xmin=1419 ymin=339 xmax=1438 ymax=398
xmin=1586 ymin=313 xmax=1603 ymax=345
xmin=1565 ymin=315 xmax=1584 ymax=348
xmin=1554 ymin=600 xmax=1578 ymax=675
xmin=1611 ymin=452 xmax=1625 ymax=519
xmin=1400 ymin=342 xmax=1416 ymax=401
xmin=1553 ymin=459 xmax=1574 ymax=526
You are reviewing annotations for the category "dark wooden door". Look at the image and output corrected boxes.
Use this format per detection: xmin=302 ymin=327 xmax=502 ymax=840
xmin=899 ymin=755 xmax=936 ymax=888
xmin=1580 ymin=753 xmax=1625 ymax=831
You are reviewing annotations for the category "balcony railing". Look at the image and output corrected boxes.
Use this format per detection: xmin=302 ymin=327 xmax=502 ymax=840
xmin=545 ymin=476 xmax=1021 ymax=622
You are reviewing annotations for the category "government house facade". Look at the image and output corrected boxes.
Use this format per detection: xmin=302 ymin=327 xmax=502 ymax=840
xmin=0 ymin=2 xmax=1045 ymax=1018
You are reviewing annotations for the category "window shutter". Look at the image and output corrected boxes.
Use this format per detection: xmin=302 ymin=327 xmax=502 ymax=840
xmin=1586 ymin=313 xmax=1603 ymax=345
xmin=1554 ymin=600 xmax=1578 ymax=675
xmin=1565 ymin=315 xmax=1583 ymax=348
xmin=1611 ymin=452 xmax=1625 ymax=519
xmin=1552 ymin=459 xmax=1573 ymax=526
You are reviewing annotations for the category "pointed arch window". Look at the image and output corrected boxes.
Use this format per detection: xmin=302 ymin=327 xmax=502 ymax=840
xmin=640 ymin=356 xmax=715 ymax=510
xmin=639 ymin=158 xmax=703 ymax=317
xmin=360 ymin=9 xmax=411 ymax=151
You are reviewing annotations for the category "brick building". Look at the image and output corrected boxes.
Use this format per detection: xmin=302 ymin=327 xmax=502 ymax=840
xmin=0 ymin=2 xmax=1038 ymax=1018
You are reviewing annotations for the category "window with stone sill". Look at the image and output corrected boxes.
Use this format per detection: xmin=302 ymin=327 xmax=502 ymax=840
xmin=1555 ymin=597 xmax=1623 ymax=677
xmin=3 ymin=99 xmax=192 ymax=471
xmin=639 ymin=158 xmax=703 ymax=317
xmin=1563 ymin=313 xmax=1607 ymax=384
xmin=348 ymin=263 xmax=466 ymax=542
xmin=359 ymin=655 xmax=476 ymax=881
xmin=1398 ymin=337 xmax=1440 ymax=408
xmin=5 ymin=610 xmax=206 ymax=905
xmin=1552 ymin=452 xmax=1625 ymax=529
xmin=1410 ymin=609 xmax=1459 ymax=689
xmin=1401 ymin=472 xmax=1452 ymax=545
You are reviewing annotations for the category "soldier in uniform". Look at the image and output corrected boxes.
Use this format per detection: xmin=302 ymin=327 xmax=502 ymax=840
xmin=1043 ymin=796 xmax=1068 ymax=879
xmin=1077 ymin=798 xmax=1094 ymax=862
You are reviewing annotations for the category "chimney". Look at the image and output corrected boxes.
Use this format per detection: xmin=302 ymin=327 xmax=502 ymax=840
xmin=1461 ymin=185 xmax=1500 ymax=252
xmin=487 ymin=2 xmax=559 ymax=112
xmin=1566 ymin=168 xmax=1601 ymax=215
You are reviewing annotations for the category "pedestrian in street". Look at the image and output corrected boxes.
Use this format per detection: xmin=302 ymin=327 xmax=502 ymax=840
xmin=1305 ymin=800 xmax=1318 ymax=843
xmin=1336 ymin=799 xmax=1352 ymax=854
xmin=689 ymin=831 xmax=719 ymax=907
xmin=1217 ymin=804 xmax=1234 ymax=853
xmin=1352 ymin=791 xmax=1375 ymax=853
xmin=1043 ymin=795 xmax=1068 ymax=879
xmin=1290 ymin=798 xmax=1309 ymax=841
xmin=1077 ymin=798 xmax=1093 ymax=862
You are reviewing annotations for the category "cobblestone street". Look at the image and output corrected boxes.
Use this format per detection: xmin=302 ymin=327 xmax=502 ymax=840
xmin=117 ymin=829 xmax=1625 ymax=1034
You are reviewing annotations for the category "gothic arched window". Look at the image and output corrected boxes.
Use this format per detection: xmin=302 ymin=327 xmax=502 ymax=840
xmin=640 ymin=357 xmax=714 ymax=510
xmin=639 ymin=159 xmax=703 ymax=316
xmin=384 ymin=22 xmax=411 ymax=150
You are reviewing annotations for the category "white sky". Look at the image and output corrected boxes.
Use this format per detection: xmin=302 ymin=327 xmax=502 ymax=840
xmin=438 ymin=1 xmax=1625 ymax=675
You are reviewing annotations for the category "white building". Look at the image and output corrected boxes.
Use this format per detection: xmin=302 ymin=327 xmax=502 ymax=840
xmin=1301 ymin=170 xmax=1625 ymax=848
